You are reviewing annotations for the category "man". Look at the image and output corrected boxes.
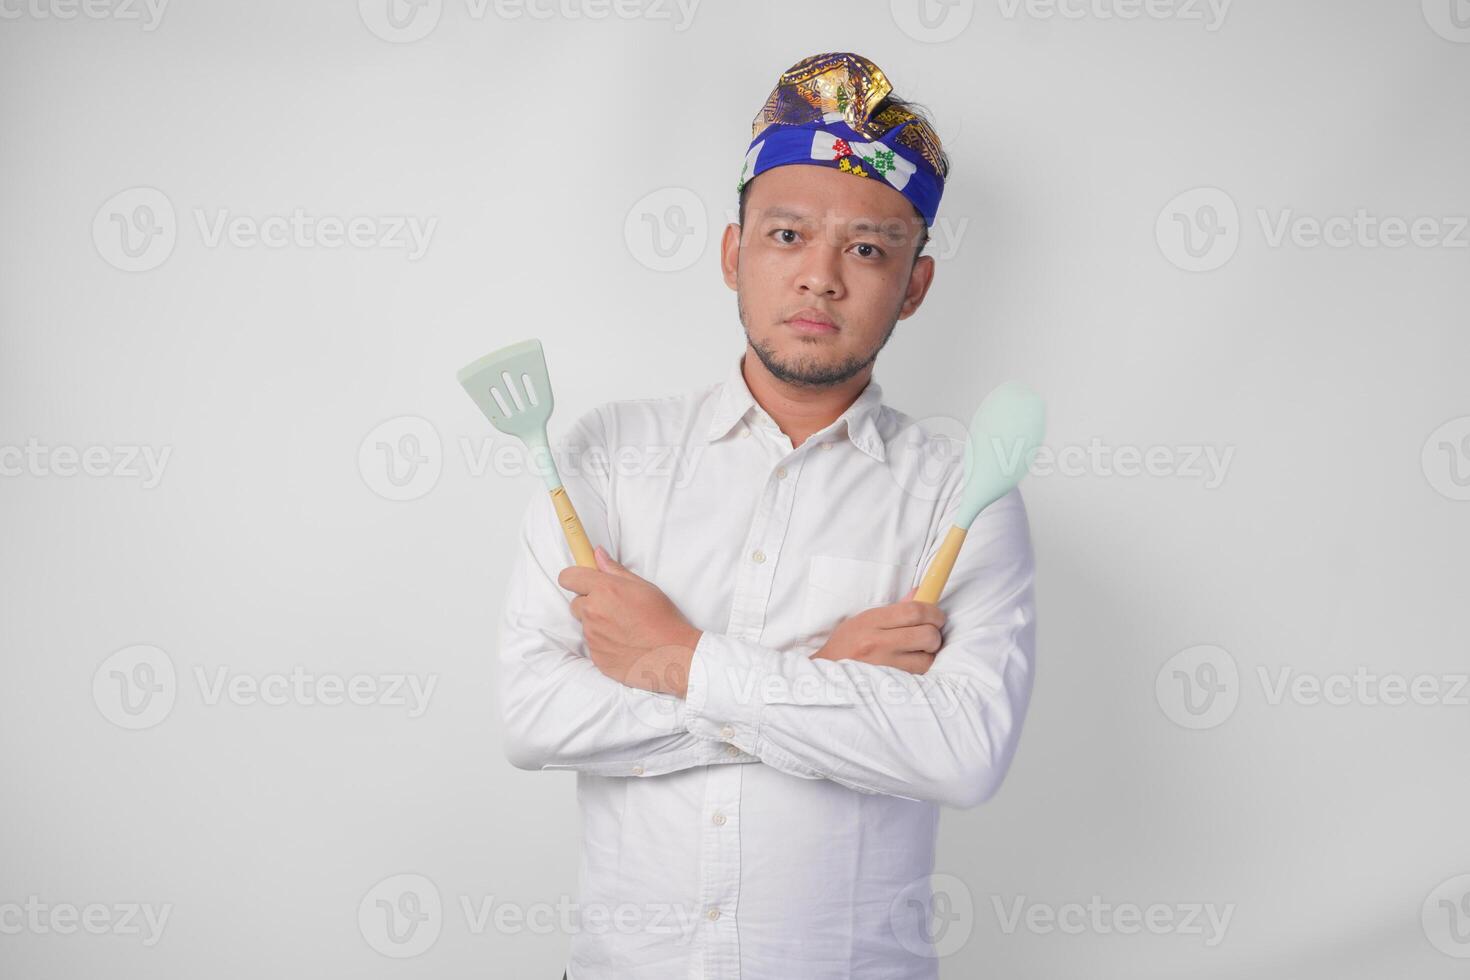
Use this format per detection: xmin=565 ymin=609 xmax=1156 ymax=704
xmin=498 ymin=52 xmax=1037 ymax=980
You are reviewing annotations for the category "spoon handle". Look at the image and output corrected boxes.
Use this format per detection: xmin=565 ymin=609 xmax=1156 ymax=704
xmin=915 ymin=524 xmax=968 ymax=604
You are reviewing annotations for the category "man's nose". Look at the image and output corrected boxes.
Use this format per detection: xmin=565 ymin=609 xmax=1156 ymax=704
xmin=796 ymin=243 xmax=843 ymax=297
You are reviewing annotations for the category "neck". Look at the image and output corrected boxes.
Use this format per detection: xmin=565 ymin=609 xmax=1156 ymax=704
xmin=739 ymin=347 xmax=872 ymax=450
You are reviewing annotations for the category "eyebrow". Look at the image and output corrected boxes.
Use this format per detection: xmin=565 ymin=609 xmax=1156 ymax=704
xmin=758 ymin=206 xmax=814 ymax=225
xmin=846 ymin=219 xmax=910 ymax=243
xmin=757 ymin=207 xmax=911 ymax=243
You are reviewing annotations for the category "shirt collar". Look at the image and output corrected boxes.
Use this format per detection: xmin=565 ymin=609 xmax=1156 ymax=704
xmin=704 ymin=353 xmax=887 ymax=463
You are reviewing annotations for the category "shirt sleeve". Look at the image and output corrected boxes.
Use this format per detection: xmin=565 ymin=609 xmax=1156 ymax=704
xmin=682 ymin=486 xmax=1037 ymax=809
xmin=497 ymin=407 xmax=758 ymax=778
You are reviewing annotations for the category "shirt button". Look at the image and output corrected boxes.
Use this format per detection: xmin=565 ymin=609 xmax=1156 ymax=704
xmin=720 ymin=725 xmax=735 ymax=739
xmin=631 ymin=765 xmax=644 ymax=776
xmin=725 ymin=744 xmax=741 ymax=757
xmin=750 ymin=549 xmax=765 ymax=564
xmin=707 ymin=908 xmax=721 ymax=921
xmin=712 ymin=812 xmax=727 ymax=826
xmin=821 ymin=441 xmax=833 ymax=450
xmin=740 ymin=427 xmax=751 ymax=438
xmin=775 ymin=466 xmax=787 ymax=479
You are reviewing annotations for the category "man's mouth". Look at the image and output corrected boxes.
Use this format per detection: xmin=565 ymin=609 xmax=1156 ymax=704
xmin=787 ymin=309 xmax=839 ymax=334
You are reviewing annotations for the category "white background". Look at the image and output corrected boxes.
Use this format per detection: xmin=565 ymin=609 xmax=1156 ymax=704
xmin=2 ymin=0 xmax=1467 ymax=977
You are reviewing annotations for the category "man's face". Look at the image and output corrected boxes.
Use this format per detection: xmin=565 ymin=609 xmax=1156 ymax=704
xmin=720 ymin=164 xmax=936 ymax=388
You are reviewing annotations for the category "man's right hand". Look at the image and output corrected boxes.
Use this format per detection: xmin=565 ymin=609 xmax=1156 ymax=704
xmin=810 ymin=586 xmax=946 ymax=675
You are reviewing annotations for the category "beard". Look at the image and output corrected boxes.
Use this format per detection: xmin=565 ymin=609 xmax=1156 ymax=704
xmin=736 ymin=288 xmax=901 ymax=389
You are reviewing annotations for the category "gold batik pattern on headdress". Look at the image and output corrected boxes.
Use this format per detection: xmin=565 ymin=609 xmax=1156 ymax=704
xmin=750 ymin=52 xmax=948 ymax=180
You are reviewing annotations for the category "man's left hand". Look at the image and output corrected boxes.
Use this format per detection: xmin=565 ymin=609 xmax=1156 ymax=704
xmin=558 ymin=545 xmax=700 ymax=697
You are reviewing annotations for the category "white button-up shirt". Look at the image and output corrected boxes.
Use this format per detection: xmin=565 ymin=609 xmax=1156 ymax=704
xmin=498 ymin=353 xmax=1036 ymax=979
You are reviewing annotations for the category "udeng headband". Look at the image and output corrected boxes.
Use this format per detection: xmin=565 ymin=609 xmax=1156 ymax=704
xmin=738 ymin=52 xmax=947 ymax=227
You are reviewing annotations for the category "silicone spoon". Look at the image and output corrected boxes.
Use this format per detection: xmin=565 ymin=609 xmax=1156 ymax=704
xmin=914 ymin=381 xmax=1046 ymax=603
xmin=456 ymin=338 xmax=596 ymax=568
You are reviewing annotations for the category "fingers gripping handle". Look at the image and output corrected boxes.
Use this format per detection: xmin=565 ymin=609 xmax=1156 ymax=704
xmin=550 ymin=485 xmax=597 ymax=568
xmin=914 ymin=524 xmax=968 ymax=604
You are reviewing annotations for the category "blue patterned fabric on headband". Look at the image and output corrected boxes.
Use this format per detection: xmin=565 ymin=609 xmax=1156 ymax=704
xmin=737 ymin=52 xmax=948 ymax=228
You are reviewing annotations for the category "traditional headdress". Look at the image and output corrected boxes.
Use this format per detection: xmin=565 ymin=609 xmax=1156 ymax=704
xmin=737 ymin=52 xmax=948 ymax=227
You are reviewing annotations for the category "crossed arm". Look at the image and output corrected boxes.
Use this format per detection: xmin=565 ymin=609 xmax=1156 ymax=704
xmin=496 ymin=412 xmax=1037 ymax=809
xmin=497 ymin=484 xmax=762 ymax=779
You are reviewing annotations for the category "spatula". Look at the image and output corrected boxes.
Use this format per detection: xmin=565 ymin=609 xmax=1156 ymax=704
xmin=456 ymin=338 xmax=597 ymax=568
xmin=914 ymin=381 xmax=1046 ymax=603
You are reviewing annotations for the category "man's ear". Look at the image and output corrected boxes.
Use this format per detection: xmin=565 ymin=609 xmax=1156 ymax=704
xmin=719 ymin=223 xmax=741 ymax=291
xmin=897 ymin=253 xmax=936 ymax=320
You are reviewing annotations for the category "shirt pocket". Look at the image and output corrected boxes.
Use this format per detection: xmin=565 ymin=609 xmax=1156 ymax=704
xmin=798 ymin=554 xmax=917 ymax=643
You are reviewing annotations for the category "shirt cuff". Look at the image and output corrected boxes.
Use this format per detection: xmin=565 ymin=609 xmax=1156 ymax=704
xmin=684 ymin=631 xmax=861 ymax=750
xmin=684 ymin=631 xmax=768 ymax=750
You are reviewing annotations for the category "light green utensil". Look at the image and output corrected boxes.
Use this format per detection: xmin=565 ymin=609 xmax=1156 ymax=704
xmin=914 ymin=381 xmax=1046 ymax=603
xmin=456 ymin=338 xmax=597 ymax=568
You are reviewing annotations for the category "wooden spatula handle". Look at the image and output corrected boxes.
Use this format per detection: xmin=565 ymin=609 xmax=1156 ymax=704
xmin=550 ymin=486 xmax=597 ymax=568
xmin=915 ymin=524 xmax=968 ymax=604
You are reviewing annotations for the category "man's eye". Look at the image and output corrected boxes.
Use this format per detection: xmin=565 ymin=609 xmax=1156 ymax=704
xmin=772 ymin=229 xmax=799 ymax=244
xmin=853 ymin=242 xmax=884 ymax=259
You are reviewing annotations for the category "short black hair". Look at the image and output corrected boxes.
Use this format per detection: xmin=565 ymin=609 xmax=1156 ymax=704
xmin=737 ymin=94 xmax=948 ymax=264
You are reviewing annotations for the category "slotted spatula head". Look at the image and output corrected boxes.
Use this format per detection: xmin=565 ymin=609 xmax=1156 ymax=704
xmin=955 ymin=380 xmax=1047 ymax=528
xmin=456 ymin=338 xmax=555 ymax=437
xmin=456 ymin=338 xmax=562 ymax=489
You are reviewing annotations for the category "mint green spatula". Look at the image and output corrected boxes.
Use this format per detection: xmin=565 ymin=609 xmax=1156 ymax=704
xmin=456 ymin=338 xmax=597 ymax=568
xmin=915 ymin=381 xmax=1046 ymax=603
